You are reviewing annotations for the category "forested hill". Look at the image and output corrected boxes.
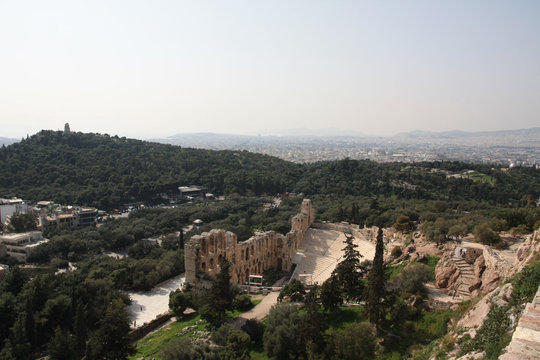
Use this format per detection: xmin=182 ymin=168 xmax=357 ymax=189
xmin=0 ymin=131 xmax=302 ymax=208
xmin=0 ymin=130 xmax=538 ymax=209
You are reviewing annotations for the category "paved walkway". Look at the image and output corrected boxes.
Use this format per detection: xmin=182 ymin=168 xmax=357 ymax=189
xmin=128 ymin=274 xmax=185 ymax=327
xmin=234 ymin=291 xmax=280 ymax=327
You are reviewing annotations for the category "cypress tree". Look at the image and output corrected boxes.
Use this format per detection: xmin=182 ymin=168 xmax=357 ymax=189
xmin=333 ymin=233 xmax=364 ymax=296
xmin=367 ymin=227 xmax=386 ymax=330
xmin=179 ymin=229 xmax=184 ymax=249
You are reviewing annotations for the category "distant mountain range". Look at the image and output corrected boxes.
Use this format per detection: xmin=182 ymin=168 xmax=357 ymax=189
xmin=150 ymin=126 xmax=540 ymax=144
xmin=394 ymin=127 xmax=540 ymax=139
xmin=261 ymin=127 xmax=367 ymax=137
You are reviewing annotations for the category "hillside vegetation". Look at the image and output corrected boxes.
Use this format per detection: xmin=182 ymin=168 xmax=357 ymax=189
xmin=0 ymin=131 xmax=301 ymax=209
xmin=1 ymin=131 xmax=538 ymax=210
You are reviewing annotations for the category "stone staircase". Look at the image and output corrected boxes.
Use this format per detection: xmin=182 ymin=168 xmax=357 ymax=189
xmin=292 ymin=229 xmax=375 ymax=285
xmin=452 ymin=257 xmax=475 ymax=299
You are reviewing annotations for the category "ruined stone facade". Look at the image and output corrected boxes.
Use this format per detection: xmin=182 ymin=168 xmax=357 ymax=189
xmin=184 ymin=199 xmax=315 ymax=285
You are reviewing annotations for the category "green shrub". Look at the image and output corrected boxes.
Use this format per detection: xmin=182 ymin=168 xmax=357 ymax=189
xmin=393 ymin=263 xmax=433 ymax=294
xmin=391 ymin=246 xmax=403 ymax=258
xmin=511 ymin=258 xmax=540 ymax=305
xmin=328 ymin=322 xmax=376 ymax=360
xmin=241 ymin=319 xmax=264 ymax=343
xmin=416 ymin=310 xmax=454 ymax=340
xmin=211 ymin=323 xmax=236 ymax=346
xmin=471 ymin=306 xmax=511 ymax=359
xmin=233 ymin=294 xmax=253 ymax=311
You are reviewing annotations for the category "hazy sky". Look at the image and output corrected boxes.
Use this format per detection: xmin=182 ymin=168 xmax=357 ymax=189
xmin=1 ymin=1 xmax=539 ymax=138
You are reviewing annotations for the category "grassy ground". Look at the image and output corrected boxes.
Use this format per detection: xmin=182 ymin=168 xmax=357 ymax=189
xmin=129 ymin=313 xmax=203 ymax=360
xmin=425 ymin=255 xmax=440 ymax=278
xmin=130 ymin=299 xmax=263 ymax=360
xmin=386 ymin=263 xmax=406 ymax=280
xmin=386 ymin=255 xmax=439 ymax=280
xmin=465 ymin=171 xmax=496 ymax=185
xmin=250 ymin=344 xmax=270 ymax=360
xmin=325 ymin=305 xmax=366 ymax=329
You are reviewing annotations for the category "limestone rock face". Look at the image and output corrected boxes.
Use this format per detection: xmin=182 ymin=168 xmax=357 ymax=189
xmin=509 ymin=230 xmax=540 ymax=278
xmin=456 ymin=351 xmax=485 ymax=360
xmin=405 ymin=244 xmax=416 ymax=254
xmin=480 ymin=266 xmax=500 ymax=293
xmin=473 ymin=255 xmax=485 ymax=278
xmin=516 ymin=242 xmax=531 ymax=261
xmin=468 ymin=278 xmax=482 ymax=292
xmin=456 ymin=283 xmax=513 ymax=338
xmin=435 ymin=253 xmax=458 ymax=288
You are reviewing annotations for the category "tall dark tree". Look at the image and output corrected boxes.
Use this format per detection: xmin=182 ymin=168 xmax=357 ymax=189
xmin=200 ymin=257 xmax=234 ymax=325
xmin=7 ymin=213 xmax=36 ymax=233
xmin=73 ymin=302 xmax=87 ymax=357
xmin=298 ymin=285 xmax=327 ymax=358
xmin=263 ymin=303 xmax=302 ymax=360
xmin=367 ymin=227 xmax=386 ymax=330
xmin=328 ymin=322 xmax=376 ymax=360
xmin=179 ymin=228 xmax=184 ymax=249
xmin=1 ymin=266 xmax=29 ymax=295
xmin=320 ymin=276 xmax=342 ymax=311
xmin=332 ymin=232 xmax=364 ymax=296
xmin=211 ymin=257 xmax=234 ymax=313
xmin=47 ymin=327 xmax=77 ymax=360
xmin=278 ymin=278 xmax=306 ymax=302
xmin=85 ymin=299 xmax=134 ymax=360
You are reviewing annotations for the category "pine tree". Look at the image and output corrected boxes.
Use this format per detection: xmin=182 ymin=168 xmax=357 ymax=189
xmin=73 ymin=302 xmax=87 ymax=357
xmin=333 ymin=233 xmax=364 ymax=296
xmin=86 ymin=299 xmax=134 ymax=360
xmin=201 ymin=257 xmax=234 ymax=325
xmin=367 ymin=227 xmax=386 ymax=330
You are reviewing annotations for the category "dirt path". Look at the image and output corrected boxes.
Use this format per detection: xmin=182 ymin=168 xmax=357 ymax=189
xmin=234 ymin=291 xmax=280 ymax=327
xmin=425 ymin=283 xmax=463 ymax=303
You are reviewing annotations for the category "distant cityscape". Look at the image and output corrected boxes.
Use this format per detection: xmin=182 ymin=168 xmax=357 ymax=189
xmin=151 ymin=127 xmax=540 ymax=167
xmin=3 ymin=127 xmax=539 ymax=167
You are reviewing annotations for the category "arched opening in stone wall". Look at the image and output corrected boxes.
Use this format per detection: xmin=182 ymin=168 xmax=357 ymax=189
xmin=277 ymin=258 xmax=282 ymax=270
xmin=209 ymin=257 xmax=214 ymax=270
xmin=201 ymin=262 xmax=206 ymax=272
xmin=209 ymin=237 xmax=215 ymax=253
xmin=201 ymin=239 xmax=206 ymax=254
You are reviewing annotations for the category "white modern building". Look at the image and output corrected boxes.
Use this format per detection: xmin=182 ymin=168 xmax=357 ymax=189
xmin=0 ymin=198 xmax=30 ymax=225
xmin=0 ymin=231 xmax=48 ymax=262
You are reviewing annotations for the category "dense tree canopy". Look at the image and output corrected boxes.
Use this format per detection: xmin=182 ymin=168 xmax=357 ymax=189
xmin=0 ymin=131 xmax=301 ymax=209
xmin=1 ymin=131 xmax=538 ymax=210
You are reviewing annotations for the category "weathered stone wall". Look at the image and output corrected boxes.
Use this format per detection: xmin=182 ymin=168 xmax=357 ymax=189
xmin=185 ymin=199 xmax=315 ymax=285
xmin=128 ymin=312 xmax=173 ymax=342
xmin=312 ymin=222 xmax=395 ymax=243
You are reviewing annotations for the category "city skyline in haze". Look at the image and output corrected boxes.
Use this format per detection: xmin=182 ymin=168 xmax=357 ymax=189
xmin=1 ymin=1 xmax=539 ymax=139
